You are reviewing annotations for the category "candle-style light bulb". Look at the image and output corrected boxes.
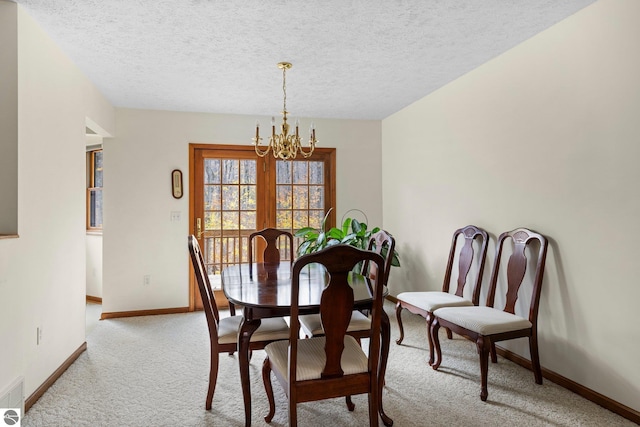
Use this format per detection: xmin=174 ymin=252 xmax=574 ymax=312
xmin=255 ymin=120 xmax=260 ymax=142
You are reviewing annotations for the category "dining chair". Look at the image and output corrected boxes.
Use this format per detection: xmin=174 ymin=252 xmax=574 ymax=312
xmin=261 ymin=244 xmax=387 ymax=426
xmin=298 ymin=230 xmax=396 ymax=343
xmin=431 ymin=228 xmax=548 ymax=401
xmin=187 ymin=235 xmax=290 ymax=410
xmin=395 ymin=225 xmax=489 ymax=365
xmin=228 ymin=228 xmax=294 ymax=316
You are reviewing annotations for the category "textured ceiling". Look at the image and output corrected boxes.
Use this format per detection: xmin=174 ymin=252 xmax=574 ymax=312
xmin=15 ymin=0 xmax=596 ymax=120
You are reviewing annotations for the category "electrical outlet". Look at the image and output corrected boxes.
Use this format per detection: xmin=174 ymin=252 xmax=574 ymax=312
xmin=143 ymin=275 xmax=151 ymax=286
xmin=170 ymin=211 xmax=181 ymax=222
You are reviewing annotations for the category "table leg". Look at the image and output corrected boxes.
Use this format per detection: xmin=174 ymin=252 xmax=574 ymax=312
xmin=238 ymin=316 xmax=260 ymax=427
xmin=379 ymin=310 xmax=394 ymax=426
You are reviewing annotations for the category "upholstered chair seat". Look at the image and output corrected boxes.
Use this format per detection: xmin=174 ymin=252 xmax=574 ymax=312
xmin=298 ymin=311 xmax=371 ymax=338
xmin=265 ymin=336 xmax=368 ymax=382
xmin=217 ymin=316 xmax=290 ymax=345
xmin=395 ymin=291 xmax=473 ymax=313
xmin=434 ymin=306 xmax=532 ymax=336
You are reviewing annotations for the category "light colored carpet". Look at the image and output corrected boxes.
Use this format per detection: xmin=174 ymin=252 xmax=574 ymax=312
xmin=24 ymin=301 xmax=634 ymax=426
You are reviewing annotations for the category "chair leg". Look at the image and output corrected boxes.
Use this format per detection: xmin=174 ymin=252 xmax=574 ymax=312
xmin=379 ymin=311 xmax=393 ymax=427
xmin=426 ymin=312 xmax=435 ymax=366
xmin=227 ymin=303 xmax=237 ymax=356
xmin=368 ymin=390 xmax=380 ymax=427
xmin=529 ymin=333 xmax=543 ymax=384
xmin=345 ymin=395 xmax=355 ymax=411
xmin=206 ymin=349 xmax=219 ymax=410
xmin=445 ymin=327 xmax=453 ymax=340
xmin=395 ymin=302 xmax=405 ymax=345
xmin=476 ymin=336 xmax=490 ymax=401
xmin=490 ymin=342 xmax=497 ymax=363
xmin=288 ymin=400 xmax=297 ymax=427
xmin=262 ymin=357 xmax=276 ymax=423
xmin=430 ymin=318 xmax=443 ymax=370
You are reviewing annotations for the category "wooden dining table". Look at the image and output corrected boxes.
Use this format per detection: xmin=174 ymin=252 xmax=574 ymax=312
xmin=222 ymin=261 xmax=394 ymax=427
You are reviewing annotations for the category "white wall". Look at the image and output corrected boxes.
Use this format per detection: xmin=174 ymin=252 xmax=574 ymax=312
xmin=102 ymin=109 xmax=381 ymax=313
xmin=0 ymin=3 xmax=115 ymax=398
xmin=382 ymin=0 xmax=640 ymax=412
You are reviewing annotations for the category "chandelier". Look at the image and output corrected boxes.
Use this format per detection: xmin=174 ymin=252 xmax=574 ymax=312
xmin=253 ymin=62 xmax=317 ymax=160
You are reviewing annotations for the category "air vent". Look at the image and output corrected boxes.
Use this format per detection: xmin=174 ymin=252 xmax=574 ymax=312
xmin=0 ymin=376 xmax=24 ymax=421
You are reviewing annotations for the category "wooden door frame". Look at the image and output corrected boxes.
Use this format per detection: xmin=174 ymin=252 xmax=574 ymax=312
xmin=189 ymin=143 xmax=254 ymax=310
xmin=188 ymin=143 xmax=336 ymax=311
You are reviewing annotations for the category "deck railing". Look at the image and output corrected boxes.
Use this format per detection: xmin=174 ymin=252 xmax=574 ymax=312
xmin=203 ymin=230 xmax=298 ymax=277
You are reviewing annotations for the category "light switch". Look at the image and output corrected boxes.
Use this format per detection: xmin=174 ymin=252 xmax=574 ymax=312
xmin=170 ymin=211 xmax=181 ymax=222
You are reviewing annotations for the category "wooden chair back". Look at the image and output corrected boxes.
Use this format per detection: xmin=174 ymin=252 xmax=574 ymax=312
xmin=442 ymin=225 xmax=489 ymax=305
xmin=290 ymin=244 xmax=386 ymax=381
xmin=188 ymin=235 xmax=220 ymax=346
xmin=486 ymin=228 xmax=548 ymax=321
xmin=362 ymin=230 xmax=396 ymax=287
xmin=249 ymin=228 xmax=294 ymax=265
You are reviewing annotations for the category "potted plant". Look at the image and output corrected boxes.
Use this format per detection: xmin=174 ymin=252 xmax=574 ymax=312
xmin=295 ymin=209 xmax=400 ymax=267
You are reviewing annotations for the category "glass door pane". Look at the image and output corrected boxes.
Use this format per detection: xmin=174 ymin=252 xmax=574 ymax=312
xmin=195 ymin=150 xmax=262 ymax=292
xmin=276 ymin=159 xmax=326 ymax=255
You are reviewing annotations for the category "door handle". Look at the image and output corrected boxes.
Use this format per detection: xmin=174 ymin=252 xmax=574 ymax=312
xmin=196 ymin=217 xmax=203 ymax=239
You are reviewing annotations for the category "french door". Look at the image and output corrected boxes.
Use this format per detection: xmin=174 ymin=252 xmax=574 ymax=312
xmin=189 ymin=144 xmax=336 ymax=310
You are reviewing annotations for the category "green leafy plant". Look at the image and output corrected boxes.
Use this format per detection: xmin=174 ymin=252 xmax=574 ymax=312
xmin=295 ymin=209 xmax=400 ymax=267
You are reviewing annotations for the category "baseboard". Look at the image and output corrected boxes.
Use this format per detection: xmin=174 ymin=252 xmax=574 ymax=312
xmin=100 ymin=306 xmax=189 ymax=320
xmin=495 ymin=346 xmax=640 ymax=424
xmin=25 ymin=342 xmax=87 ymax=412
xmin=86 ymin=295 xmax=102 ymax=303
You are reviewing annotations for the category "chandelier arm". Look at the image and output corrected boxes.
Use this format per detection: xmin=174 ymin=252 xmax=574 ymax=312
xmin=254 ymin=146 xmax=270 ymax=157
xmin=297 ymin=141 xmax=316 ymax=158
xmin=253 ymin=136 xmax=271 ymax=157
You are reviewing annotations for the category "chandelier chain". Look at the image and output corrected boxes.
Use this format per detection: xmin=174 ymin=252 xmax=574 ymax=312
xmin=282 ymin=66 xmax=287 ymax=113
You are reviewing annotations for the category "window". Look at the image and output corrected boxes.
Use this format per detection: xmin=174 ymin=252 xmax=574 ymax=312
xmin=87 ymin=149 xmax=103 ymax=230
